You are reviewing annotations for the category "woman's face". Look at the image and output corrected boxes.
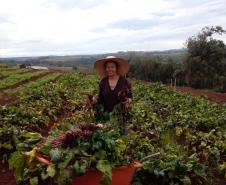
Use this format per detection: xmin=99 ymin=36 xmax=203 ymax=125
xmin=105 ymin=62 xmax=117 ymax=77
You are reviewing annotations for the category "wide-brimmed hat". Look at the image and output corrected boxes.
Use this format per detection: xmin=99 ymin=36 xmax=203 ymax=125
xmin=94 ymin=56 xmax=129 ymax=77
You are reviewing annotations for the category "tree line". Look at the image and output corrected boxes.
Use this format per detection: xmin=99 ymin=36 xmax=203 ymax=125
xmin=128 ymin=26 xmax=226 ymax=92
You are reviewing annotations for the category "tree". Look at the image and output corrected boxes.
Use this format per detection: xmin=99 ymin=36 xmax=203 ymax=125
xmin=73 ymin=65 xmax=78 ymax=71
xmin=129 ymin=56 xmax=182 ymax=83
xmin=20 ymin=63 xmax=27 ymax=68
xmin=184 ymin=26 xmax=226 ymax=91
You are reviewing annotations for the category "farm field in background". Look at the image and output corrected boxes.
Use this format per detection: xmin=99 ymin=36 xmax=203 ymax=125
xmin=0 ymin=65 xmax=226 ymax=185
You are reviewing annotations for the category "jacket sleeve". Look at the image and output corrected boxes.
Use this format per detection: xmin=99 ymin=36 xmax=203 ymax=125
xmin=125 ymin=78 xmax=133 ymax=99
xmin=97 ymin=81 xmax=103 ymax=104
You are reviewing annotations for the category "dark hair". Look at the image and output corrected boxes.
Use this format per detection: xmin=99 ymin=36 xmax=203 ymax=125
xmin=104 ymin=60 xmax=118 ymax=69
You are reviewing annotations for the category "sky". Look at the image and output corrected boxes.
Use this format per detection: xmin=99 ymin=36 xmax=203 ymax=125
xmin=0 ymin=0 xmax=226 ymax=57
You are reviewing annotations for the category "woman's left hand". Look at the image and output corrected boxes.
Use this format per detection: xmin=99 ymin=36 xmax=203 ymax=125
xmin=122 ymin=98 xmax=132 ymax=108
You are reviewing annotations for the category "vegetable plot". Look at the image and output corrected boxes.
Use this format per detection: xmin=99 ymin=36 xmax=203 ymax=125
xmin=0 ymin=71 xmax=225 ymax=185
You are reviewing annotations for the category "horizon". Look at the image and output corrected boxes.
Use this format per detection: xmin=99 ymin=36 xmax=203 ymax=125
xmin=0 ymin=0 xmax=226 ymax=57
xmin=0 ymin=48 xmax=186 ymax=59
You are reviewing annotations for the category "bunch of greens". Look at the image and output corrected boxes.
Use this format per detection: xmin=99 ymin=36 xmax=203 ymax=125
xmin=9 ymin=123 xmax=130 ymax=185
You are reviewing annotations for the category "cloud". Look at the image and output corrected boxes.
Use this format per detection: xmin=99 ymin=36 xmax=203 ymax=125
xmin=0 ymin=0 xmax=226 ymax=57
xmin=0 ymin=14 xmax=11 ymax=24
xmin=47 ymin=0 xmax=108 ymax=10
xmin=108 ymin=18 xmax=161 ymax=30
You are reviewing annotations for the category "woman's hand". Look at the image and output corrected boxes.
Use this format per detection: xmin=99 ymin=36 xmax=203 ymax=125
xmin=89 ymin=96 xmax=97 ymax=105
xmin=122 ymin=98 xmax=132 ymax=108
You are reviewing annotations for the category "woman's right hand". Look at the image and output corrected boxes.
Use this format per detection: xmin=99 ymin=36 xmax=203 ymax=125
xmin=90 ymin=96 xmax=97 ymax=105
xmin=122 ymin=97 xmax=132 ymax=109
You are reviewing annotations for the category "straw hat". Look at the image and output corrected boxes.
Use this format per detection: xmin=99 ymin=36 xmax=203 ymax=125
xmin=94 ymin=56 xmax=129 ymax=77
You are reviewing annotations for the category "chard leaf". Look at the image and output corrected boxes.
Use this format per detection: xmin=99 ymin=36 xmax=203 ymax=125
xmin=49 ymin=148 xmax=62 ymax=162
xmin=40 ymin=142 xmax=52 ymax=155
xmin=30 ymin=176 xmax=38 ymax=185
xmin=180 ymin=176 xmax=191 ymax=185
xmin=1 ymin=143 xmax=13 ymax=150
xmin=96 ymin=160 xmax=112 ymax=185
xmin=21 ymin=131 xmax=42 ymax=142
xmin=47 ymin=164 xmax=56 ymax=177
xmin=59 ymin=150 xmax=74 ymax=168
xmin=24 ymin=147 xmax=37 ymax=164
xmin=55 ymin=168 xmax=71 ymax=185
xmin=8 ymin=151 xmax=25 ymax=182
xmin=73 ymin=160 xmax=88 ymax=176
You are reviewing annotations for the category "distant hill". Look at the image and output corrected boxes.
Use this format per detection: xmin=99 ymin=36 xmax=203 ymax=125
xmin=0 ymin=49 xmax=187 ymax=68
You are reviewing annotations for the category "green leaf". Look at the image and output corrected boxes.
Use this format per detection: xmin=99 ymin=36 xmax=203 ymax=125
xmin=115 ymin=139 xmax=126 ymax=155
xmin=41 ymin=171 xmax=49 ymax=181
xmin=94 ymin=150 xmax=107 ymax=160
xmin=8 ymin=151 xmax=25 ymax=182
xmin=175 ymin=127 xmax=183 ymax=137
xmin=96 ymin=160 xmax=112 ymax=185
xmin=80 ymin=142 xmax=91 ymax=151
xmin=49 ymin=148 xmax=62 ymax=162
xmin=24 ymin=147 xmax=37 ymax=164
xmin=59 ymin=150 xmax=73 ymax=168
xmin=218 ymin=162 xmax=226 ymax=171
xmin=180 ymin=176 xmax=191 ymax=185
xmin=30 ymin=176 xmax=38 ymax=185
xmin=40 ymin=142 xmax=52 ymax=155
xmin=47 ymin=164 xmax=56 ymax=177
xmin=55 ymin=168 xmax=71 ymax=185
xmin=73 ymin=160 xmax=88 ymax=176
xmin=21 ymin=131 xmax=42 ymax=142
xmin=92 ymin=141 xmax=103 ymax=150
xmin=1 ymin=143 xmax=13 ymax=150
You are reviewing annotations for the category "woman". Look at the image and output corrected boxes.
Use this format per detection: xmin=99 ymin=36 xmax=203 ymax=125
xmin=91 ymin=56 xmax=132 ymax=113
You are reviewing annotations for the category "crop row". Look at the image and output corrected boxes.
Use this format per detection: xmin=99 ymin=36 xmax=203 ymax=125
xmin=0 ymin=70 xmax=48 ymax=89
xmin=1 ymin=72 xmax=226 ymax=185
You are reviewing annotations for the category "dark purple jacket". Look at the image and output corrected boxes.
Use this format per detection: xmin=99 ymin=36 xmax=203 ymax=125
xmin=97 ymin=75 xmax=132 ymax=112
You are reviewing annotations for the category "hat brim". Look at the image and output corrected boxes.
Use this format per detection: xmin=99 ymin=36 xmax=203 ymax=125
xmin=94 ymin=57 xmax=129 ymax=77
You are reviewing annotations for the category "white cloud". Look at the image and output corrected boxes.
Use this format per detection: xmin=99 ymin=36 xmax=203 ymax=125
xmin=0 ymin=0 xmax=226 ymax=57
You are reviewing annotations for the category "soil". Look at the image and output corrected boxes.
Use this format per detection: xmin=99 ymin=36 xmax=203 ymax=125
xmin=0 ymin=160 xmax=17 ymax=185
xmin=0 ymin=72 xmax=64 ymax=106
xmin=0 ymin=92 xmax=19 ymax=106
xmin=1 ymin=77 xmax=225 ymax=185
xmin=40 ymin=99 xmax=79 ymax=137
xmin=0 ymin=76 xmax=7 ymax=80
xmin=0 ymin=71 xmax=53 ymax=91
xmin=168 ymin=85 xmax=226 ymax=103
xmin=208 ymin=167 xmax=226 ymax=185
xmin=0 ymin=72 xmax=65 ymax=185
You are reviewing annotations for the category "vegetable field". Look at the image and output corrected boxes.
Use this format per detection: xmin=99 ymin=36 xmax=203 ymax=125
xmin=0 ymin=65 xmax=226 ymax=185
